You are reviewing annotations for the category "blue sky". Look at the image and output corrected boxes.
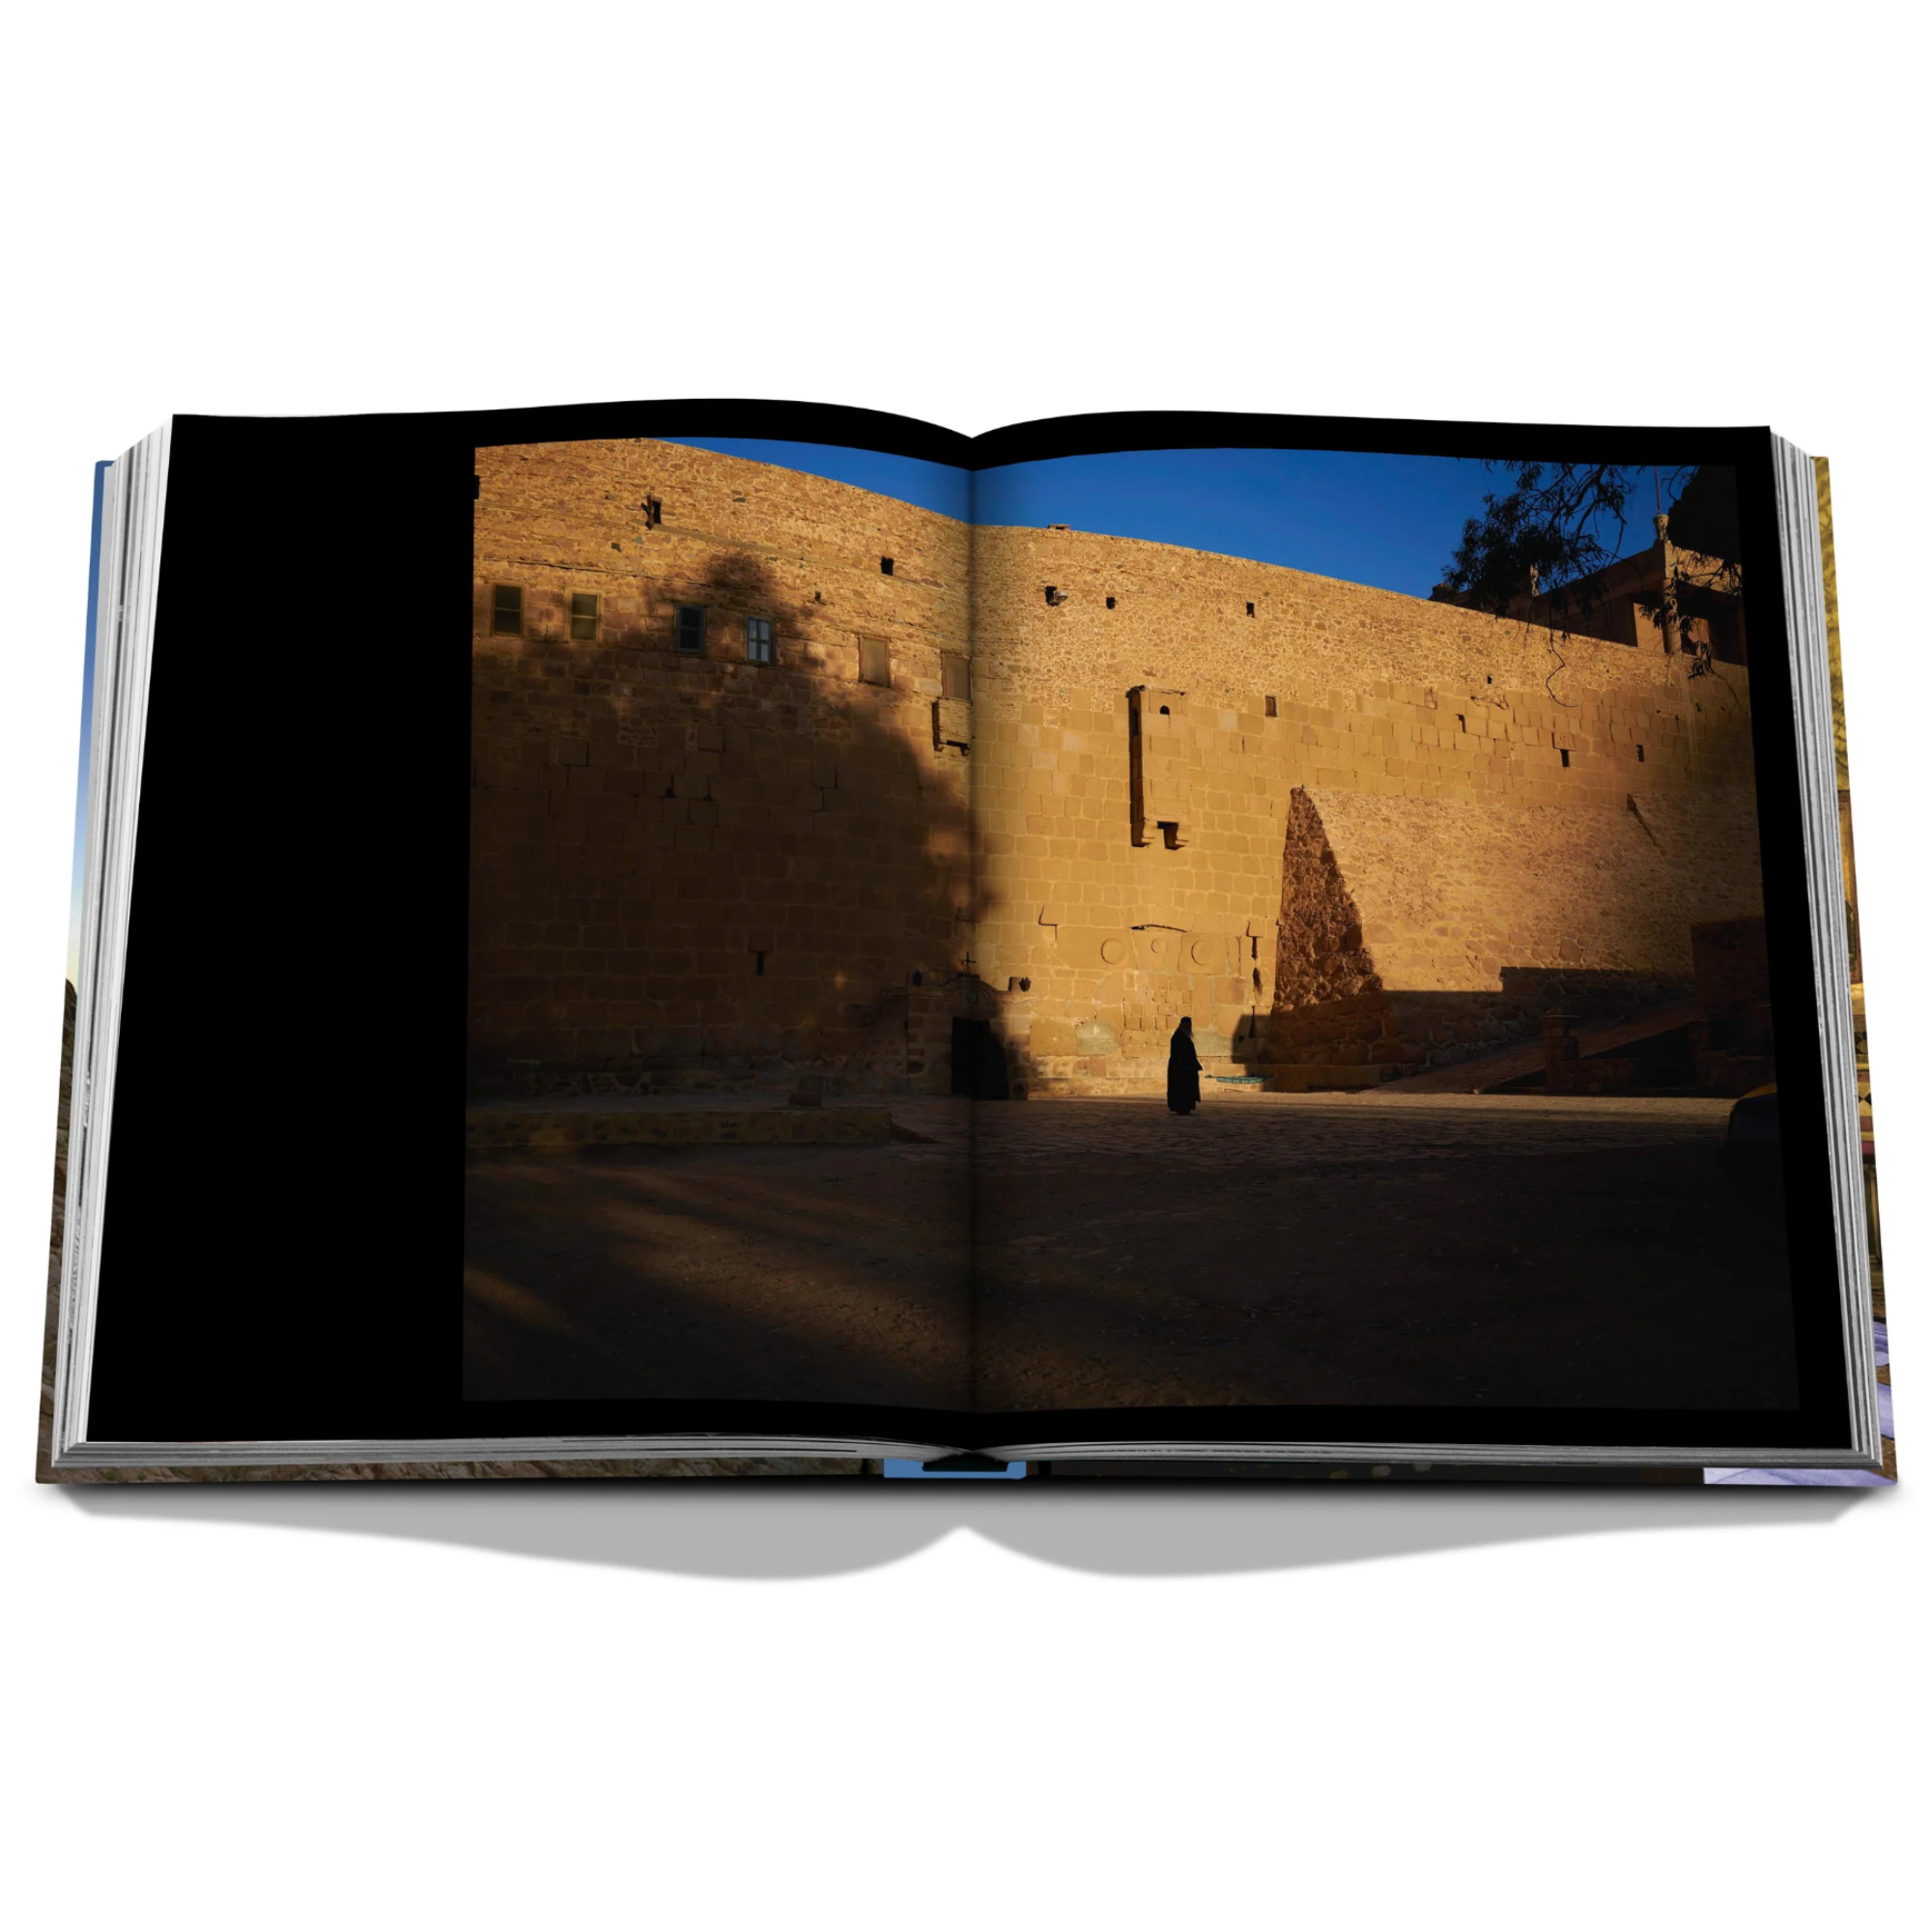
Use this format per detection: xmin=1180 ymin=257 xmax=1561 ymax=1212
xmin=975 ymin=447 xmax=1515 ymax=598
xmin=666 ymin=436 xmax=1662 ymax=600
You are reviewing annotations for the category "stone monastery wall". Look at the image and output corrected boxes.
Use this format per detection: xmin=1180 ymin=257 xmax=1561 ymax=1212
xmin=470 ymin=439 xmax=1766 ymax=1097
xmin=969 ymin=524 xmax=1763 ymax=1091
xmin=470 ymin=438 xmax=974 ymax=1093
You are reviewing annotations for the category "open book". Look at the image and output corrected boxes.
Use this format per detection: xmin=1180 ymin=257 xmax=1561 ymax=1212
xmin=46 ymin=402 xmax=1886 ymax=1479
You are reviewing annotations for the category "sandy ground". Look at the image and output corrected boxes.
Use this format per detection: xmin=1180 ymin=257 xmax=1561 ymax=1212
xmin=464 ymin=1091 xmax=1801 ymax=1415
xmin=464 ymin=1107 xmax=974 ymax=1408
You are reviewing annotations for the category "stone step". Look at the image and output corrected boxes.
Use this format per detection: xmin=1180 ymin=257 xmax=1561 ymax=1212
xmin=1255 ymin=1064 xmax=1410 ymax=1093
xmin=468 ymin=1099 xmax=893 ymax=1151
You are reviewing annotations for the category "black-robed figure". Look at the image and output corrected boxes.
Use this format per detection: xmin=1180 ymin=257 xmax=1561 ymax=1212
xmin=1167 ymin=1015 xmax=1202 ymax=1115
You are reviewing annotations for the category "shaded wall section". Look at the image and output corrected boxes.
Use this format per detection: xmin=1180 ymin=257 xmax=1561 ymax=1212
xmin=1253 ymin=784 xmax=1765 ymax=1081
xmin=470 ymin=438 xmax=984 ymax=1095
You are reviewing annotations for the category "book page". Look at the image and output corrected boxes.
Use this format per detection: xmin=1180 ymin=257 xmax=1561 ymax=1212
xmin=960 ymin=442 xmax=1805 ymax=1425
xmin=1706 ymin=457 xmax=1895 ymax=1484
xmin=466 ymin=436 xmax=977 ymax=1414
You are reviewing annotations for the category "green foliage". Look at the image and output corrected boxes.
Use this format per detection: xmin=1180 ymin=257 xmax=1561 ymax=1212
xmin=1441 ymin=461 xmax=1690 ymax=621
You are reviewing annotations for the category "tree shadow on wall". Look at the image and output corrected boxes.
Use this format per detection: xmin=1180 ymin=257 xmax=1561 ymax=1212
xmin=468 ymin=547 xmax=986 ymax=1096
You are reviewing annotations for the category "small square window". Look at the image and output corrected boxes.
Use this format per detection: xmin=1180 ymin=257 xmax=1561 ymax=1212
xmin=491 ymin=584 xmax=523 ymax=636
xmin=644 ymin=497 xmax=663 ymax=526
xmin=747 ymin=616 xmax=775 ymax=665
xmin=942 ymin=655 xmax=970 ymax=701
xmin=859 ymin=638 xmax=890 ymax=686
xmin=1105 ymin=596 xmax=1117 ymax=610
xmin=1245 ymin=601 xmax=1256 ymax=617
xmin=569 ymin=592 xmax=599 ymax=642
xmin=676 ymin=605 xmax=705 ymax=653
xmin=1264 ymin=695 xmax=1278 ymax=717
xmin=880 ymin=556 xmax=895 ymax=576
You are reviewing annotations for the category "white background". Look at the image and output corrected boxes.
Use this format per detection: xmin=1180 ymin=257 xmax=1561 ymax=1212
xmin=4 ymin=6 xmax=1926 ymax=1926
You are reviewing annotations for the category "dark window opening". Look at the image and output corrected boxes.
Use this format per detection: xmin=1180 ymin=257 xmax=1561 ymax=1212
xmin=753 ymin=951 xmax=768 ymax=977
xmin=1008 ymin=976 xmax=1031 ymax=993
xmin=1245 ymin=601 xmax=1255 ymax=617
xmin=1264 ymin=696 xmax=1278 ymax=717
xmin=859 ymin=638 xmax=891 ymax=686
xmin=491 ymin=584 xmax=523 ymax=636
xmin=942 ymin=654 xmax=970 ymax=701
xmin=747 ymin=616 xmax=775 ymax=665
xmin=1486 ymin=675 xmax=1493 ymax=684
xmin=951 ymin=1018 xmax=1010 ymax=1100
xmin=880 ymin=556 xmax=895 ymax=576
xmin=1158 ymin=704 xmax=1170 ymax=716
xmin=569 ymin=592 xmax=599 ymax=642
xmin=1457 ymin=714 xmax=1465 ymax=731
xmin=1044 ymin=585 xmax=1063 ymax=606
xmin=1637 ymin=744 xmax=1646 ymax=762
xmin=1560 ymin=748 xmax=1572 ymax=768
xmin=1105 ymin=595 xmax=1117 ymax=610
xmin=675 ymin=604 xmax=704 ymax=653
xmin=643 ymin=497 xmax=663 ymax=527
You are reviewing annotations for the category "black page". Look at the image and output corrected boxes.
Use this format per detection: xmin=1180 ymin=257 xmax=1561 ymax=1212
xmin=82 ymin=402 xmax=1852 ymax=1457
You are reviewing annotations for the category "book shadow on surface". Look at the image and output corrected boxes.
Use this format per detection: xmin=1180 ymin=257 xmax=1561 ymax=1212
xmin=60 ymin=1480 xmax=1873 ymax=1581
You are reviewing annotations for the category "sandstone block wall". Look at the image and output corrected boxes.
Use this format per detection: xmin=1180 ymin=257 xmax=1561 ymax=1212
xmin=470 ymin=440 xmax=1770 ymax=1099
xmin=469 ymin=439 xmax=980 ymax=1094
xmin=967 ymin=524 xmax=1764 ymax=1094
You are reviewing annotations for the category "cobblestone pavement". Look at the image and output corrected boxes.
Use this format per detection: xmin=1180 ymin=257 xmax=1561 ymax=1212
xmin=467 ymin=1091 xmax=1800 ymax=1421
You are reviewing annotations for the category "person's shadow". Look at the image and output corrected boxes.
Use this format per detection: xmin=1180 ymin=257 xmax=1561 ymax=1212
xmin=62 ymin=1476 xmax=1879 ymax=1580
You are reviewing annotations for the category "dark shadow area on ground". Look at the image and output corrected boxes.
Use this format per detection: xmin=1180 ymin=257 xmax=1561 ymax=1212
xmin=969 ymin=1100 xmax=1800 ymax=1413
xmin=59 ymin=1478 xmax=1878 ymax=1581
xmin=464 ymin=1136 xmax=971 ymax=1408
